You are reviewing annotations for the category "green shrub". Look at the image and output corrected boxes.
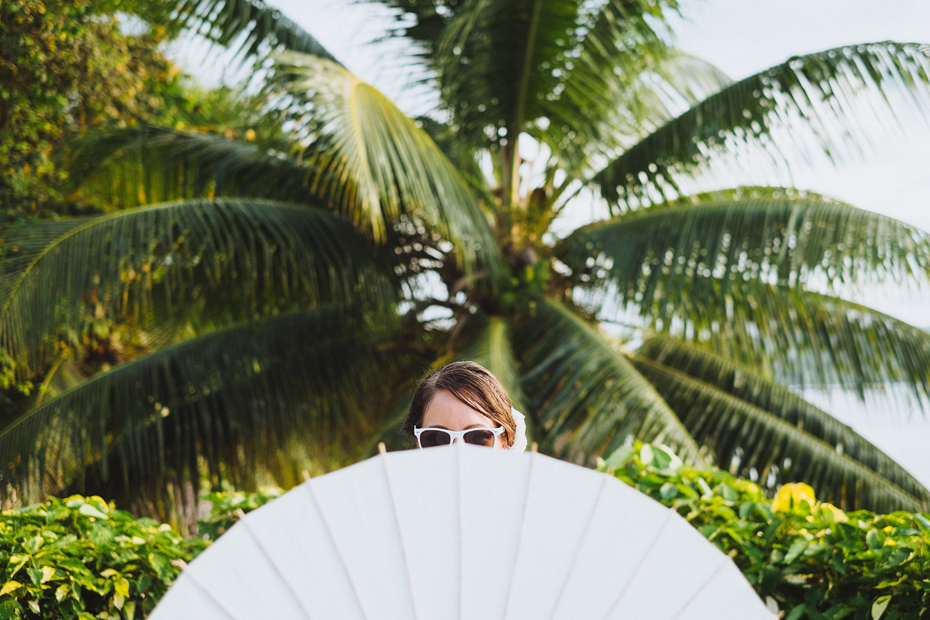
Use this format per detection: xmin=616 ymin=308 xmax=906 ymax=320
xmin=600 ymin=443 xmax=930 ymax=620
xmin=0 ymin=496 xmax=205 ymax=619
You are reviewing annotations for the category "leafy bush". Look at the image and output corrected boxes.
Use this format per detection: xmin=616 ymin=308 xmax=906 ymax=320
xmin=0 ymin=0 xmax=186 ymax=220
xmin=0 ymin=496 xmax=205 ymax=619
xmin=599 ymin=443 xmax=930 ymax=620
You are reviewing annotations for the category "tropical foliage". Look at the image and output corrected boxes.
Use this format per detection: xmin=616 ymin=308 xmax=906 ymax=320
xmin=0 ymin=495 xmax=205 ymax=619
xmin=0 ymin=0 xmax=184 ymax=221
xmin=1 ymin=0 xmax=930 ymax=516
xmin=600 ymin=442 xmax=930 ymax=620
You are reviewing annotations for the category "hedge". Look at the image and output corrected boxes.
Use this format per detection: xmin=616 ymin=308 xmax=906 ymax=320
xmin=0 ymin=496 xmax=205 ymax=619
xmin=2 ymin=447 xmax=929 ymax=618
xmin=600 ymin=443 xmax=930 ymax=620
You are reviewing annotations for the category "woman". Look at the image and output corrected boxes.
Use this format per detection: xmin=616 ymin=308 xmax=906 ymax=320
xmin=402 ymin=361 xmax=527 ymax=451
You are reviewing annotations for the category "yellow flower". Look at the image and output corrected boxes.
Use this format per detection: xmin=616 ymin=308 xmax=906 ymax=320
xmin=772 ymin=482 xmax=817 ymax=513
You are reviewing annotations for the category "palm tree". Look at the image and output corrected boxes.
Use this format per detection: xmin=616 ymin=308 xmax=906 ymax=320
xmin=2 ymin=0 xmax=930 ymax=516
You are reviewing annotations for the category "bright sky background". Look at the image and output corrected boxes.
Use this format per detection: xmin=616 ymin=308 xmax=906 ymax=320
xmin=170 ymin=0 xmax=930 ymax=488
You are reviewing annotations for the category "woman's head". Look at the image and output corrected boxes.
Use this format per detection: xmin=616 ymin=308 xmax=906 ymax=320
xmin=403 ymin=361 xmax=515 ymax=449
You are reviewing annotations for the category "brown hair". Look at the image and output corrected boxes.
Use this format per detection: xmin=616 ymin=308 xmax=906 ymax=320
xmin=403 ymin=361 xmax=515 ymax=447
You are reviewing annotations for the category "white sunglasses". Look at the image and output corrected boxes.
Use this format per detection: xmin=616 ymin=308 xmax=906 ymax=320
xmin=413 ymin=425 xmax=504 ymax=448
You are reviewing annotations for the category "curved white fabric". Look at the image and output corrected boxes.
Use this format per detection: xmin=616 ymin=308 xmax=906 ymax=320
xmin=151 ymin=446 xmax=775 ymax=620
xmin=508 ymin=407 xmax=528 ymax=452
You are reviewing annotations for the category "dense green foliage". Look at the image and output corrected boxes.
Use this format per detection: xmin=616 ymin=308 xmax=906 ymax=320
xmin=0 ymin=0 xmax=185 ymax=220
xmin=0 ymin=496 xmax=204 ymax=619
xmin=0 ymin=0 xmax=295 ymax=433
xmin=600 ymin=444 xmax=930 ymax=620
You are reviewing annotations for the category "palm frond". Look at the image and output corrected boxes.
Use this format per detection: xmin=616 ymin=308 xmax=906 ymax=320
xmin=415 ymin=117 xmax=492 ymax=200
xmin=556 ymin=191 xmax=930 ymax=308
xmin=651 ymin=52 xmax=734 ymax=109
xmin=173 ymin=0 xmax=339 ymax=63
xmin=531 ymin=12 xmax=720 ymax=170
xmin=632 ymin=345 xmax=929 ymax=512
xmin=0 ymin=308 xmax=398 ymax=504
xmin=437 ymin=0 xmax=579 ymax=147
xmin=458 ymin=316 xmax=528 ymax=416
xmin=592 ymin=43 xmax=930 ymax=209
xmin=272 ymin=52 xmax=496 ymax=268
xmin=513 ymin=299 xmax=706 ymax=465
xmin=0 ymin=198 xmax=396 ymax=380
xmin=637 ymin=335 xmax=930 ymax=511
xmin=391 ymin=0 xmax=676 ymax=153
xmin=66 ymin=127 xmax=314 ymax=208
xmin=691 ymin=287 xmax=930 ymax=405
xmin=558 ymin=191 xmax=930 ymax=399
xmin=534 ymin=49 xmax=733 ymax=176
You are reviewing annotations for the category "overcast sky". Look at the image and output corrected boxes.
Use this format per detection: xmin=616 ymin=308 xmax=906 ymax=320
xmin=170 ymin=0 xmax=930 ymax=487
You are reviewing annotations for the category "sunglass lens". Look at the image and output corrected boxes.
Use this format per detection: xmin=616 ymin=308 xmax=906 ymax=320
xmin=419 ymin=430 xmax=451 ymax=448
xmin=463 ymin=429 xmax=496 ymax=447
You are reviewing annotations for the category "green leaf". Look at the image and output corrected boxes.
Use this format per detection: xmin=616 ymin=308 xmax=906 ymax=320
xmin=149 ymin=554 xmax=171 ymax=582
xmin=658 ymin=482 xmax=677 ymax=501
xmin=0 ymin=308 xmax=402 ymax=502
xmin=0 ymin=198 xmax=396 ymax=380
xmin=557 ymin=191 xmax=930 ymax=307
xmin=593 ymin=43 xmax=930 ymax=209
xmin=55 ymin=558 xmax=90 ymax=575
xmin=78 ymin=504 xmax=108 ymax=520
xmin=785 ymin=538 xmax=810 ymax=564
xmin=65 ymin=128 xmax=320 ymax=208
xmin=6 ymin=555 xmax=28 ymax=578
xmin=0 ymin=601 xmax=21 ymax=620
xmin=559 ymin=197 xmax=930 ymax=400
xmin=0 ymin=581 xmax=22 ymax=597
xmin=604 ymin=444 xmax=635 ymax=470
xmin=411 ymin=0 xmax=677 ymax=160
xmin=871 ymin=595 xmax=892 ymax=619
xmin=541 ymin=48 xmax=732 ymax=174
xmin=633 ymin=351 xmax=929 ymax=513
xmin=271 ymin=51 xmax=495 ymax=265
xmin=635 ymin=336 xmax=930 ymax=512
xmin=113 ymin=577 xmax=129 ymax=600
xmin=514 ymin=299 xmax=706 ymax=465
xmin=785 ymin=605 xmax=807 ymax=620
xmin=457 ymin=316 xmax=529 ymax=419
xmin=173 ymin=0 xmax=339 ymax=64
xmin=27 ymin=567 xmax=44 ymax=587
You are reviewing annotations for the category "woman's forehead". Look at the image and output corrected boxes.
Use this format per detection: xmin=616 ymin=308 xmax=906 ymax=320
xmin=422 ymin=390 xmax=494 ymax=429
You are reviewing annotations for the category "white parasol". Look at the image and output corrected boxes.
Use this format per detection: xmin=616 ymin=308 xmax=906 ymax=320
xmin=151 ymin=445 xmax=775 ymax=619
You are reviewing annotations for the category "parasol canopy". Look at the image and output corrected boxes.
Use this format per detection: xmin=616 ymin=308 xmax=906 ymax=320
xmin=151 ymin=445 xmax=775 ymax=619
